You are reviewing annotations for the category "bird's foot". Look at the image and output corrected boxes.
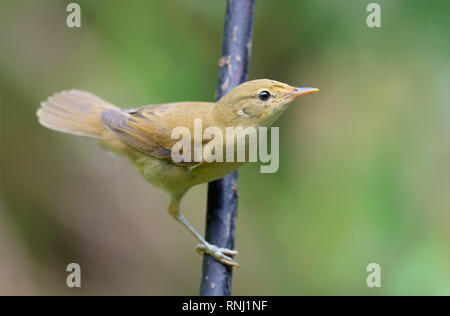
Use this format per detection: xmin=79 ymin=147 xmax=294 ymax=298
xmin=196 ymin=243 xmax=239 ymax=268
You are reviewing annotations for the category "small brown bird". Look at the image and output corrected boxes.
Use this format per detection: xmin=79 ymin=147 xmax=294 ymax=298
xmin=37 ymin=79 xmax=318 ymax=267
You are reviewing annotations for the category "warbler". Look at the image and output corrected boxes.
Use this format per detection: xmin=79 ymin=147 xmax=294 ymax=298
xmin=37 ymin=79 xmax=318 ymax=267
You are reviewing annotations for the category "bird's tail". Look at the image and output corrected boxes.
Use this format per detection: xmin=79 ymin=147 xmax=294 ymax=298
xmin=37 ymin=90 xmax=118 ymax=139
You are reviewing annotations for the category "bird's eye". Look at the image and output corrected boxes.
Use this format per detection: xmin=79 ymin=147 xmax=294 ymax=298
xmin=258 ymin=90 xmax=270 ymax=101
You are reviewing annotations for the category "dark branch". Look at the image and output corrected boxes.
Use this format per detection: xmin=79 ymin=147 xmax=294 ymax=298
xmin=200 ymin=0 xmax=255 ymax=296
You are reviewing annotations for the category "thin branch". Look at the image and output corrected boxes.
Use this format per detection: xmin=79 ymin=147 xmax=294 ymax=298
xmin=200 ymin=0 xmax=255 ymax=296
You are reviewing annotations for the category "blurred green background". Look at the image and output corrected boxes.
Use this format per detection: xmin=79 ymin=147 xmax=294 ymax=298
xmin=0 ymin=0 xmax=448 ymax=295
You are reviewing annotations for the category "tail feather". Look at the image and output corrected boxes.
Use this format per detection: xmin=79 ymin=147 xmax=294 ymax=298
xmin=37 ymin=90 xmax=118 ymax=138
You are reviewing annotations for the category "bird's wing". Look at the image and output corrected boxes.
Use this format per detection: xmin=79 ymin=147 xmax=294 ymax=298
xmin=100 ymin=102 xmax=215 ymax=165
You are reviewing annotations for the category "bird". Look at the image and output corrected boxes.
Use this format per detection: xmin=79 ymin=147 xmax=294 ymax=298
xmin=37 ymin=79 xmax=318 ymax=267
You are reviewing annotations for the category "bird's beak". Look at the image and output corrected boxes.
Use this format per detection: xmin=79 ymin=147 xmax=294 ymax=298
xmin=291 ymin=87 xmax=319 ymax=98
xmin=280 ymin=87 xmax=319 ymax=101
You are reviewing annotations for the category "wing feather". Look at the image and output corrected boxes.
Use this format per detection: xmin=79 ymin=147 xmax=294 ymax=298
xmin=100 ymin=102 xmax=215 ymax=165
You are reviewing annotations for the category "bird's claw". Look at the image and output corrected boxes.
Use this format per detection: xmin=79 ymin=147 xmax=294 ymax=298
xmin=196 ymin=243 xmax=239 ymax=268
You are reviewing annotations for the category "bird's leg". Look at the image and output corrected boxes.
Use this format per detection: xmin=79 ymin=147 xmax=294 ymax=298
xmin=168 ymin=195 xmax=239 ymax=267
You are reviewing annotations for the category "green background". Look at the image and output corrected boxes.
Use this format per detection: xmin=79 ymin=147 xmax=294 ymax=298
xmin=0 ymin=0 xmax=448 ymax=295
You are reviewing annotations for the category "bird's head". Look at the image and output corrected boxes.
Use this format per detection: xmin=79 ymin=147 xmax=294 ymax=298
xmin=215 ymin=79 xmax=318 ymax=127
